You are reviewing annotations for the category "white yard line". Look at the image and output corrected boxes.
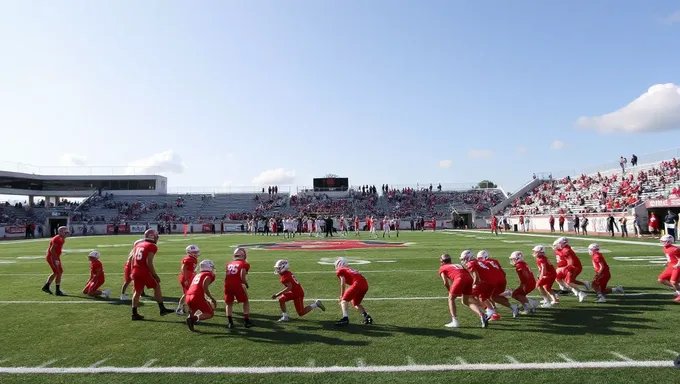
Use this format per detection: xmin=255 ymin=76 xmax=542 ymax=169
xmin=0 ymin=360 xmax=673 ymax=374
xmin=610 ymin=352 xmax=634 ymax=362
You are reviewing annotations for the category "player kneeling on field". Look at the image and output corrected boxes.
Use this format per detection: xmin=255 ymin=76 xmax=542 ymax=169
xmin=439 ymin=253 xmax=488 ymax=328
xmin=82 ymin=251 xmax=111 ymax=298
xmin=272 ymin=260 xmax=325 ymax=322
xmin=509 ymin=251 xmax=538 ymax=314
xmin=224 ymin=247 xmax=252 ymax=328
xmin=185 ymin=260 xmax=218 ymax=331
xmin=334 ymin=257 xmax=372 ymax=326
xmin=588 ymin=244 xmax=623 ymax=303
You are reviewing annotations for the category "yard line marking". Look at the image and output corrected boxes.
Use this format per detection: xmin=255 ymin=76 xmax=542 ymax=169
xmin=89 ymin=359 xmax=109 ymax=368
xmin=610 ymin=352 xmax=633 ymax=362
xmin=143 ymin=359 xmax=158 ymax=368
xmin=191 ymin=359 xmax=204 ymax=367
xmin=557 ymin=354 xmax=575 ymax=363
xmin=406 ymin=357 xmax=416 ymax=366
xmin=355 ymin=359 xmax=366 ymax=367
xmin=455 ymin=357 xmax=468 ymax=365
xmin=0 ymin=360 xmax=674 ymax=374
xmin=505 ymin=356 xmax=520 ymax=364
xmin=37 ymin=360 xmax=59 ymax=368
xmin=665 ymin=350 xmax=679 ymax=356
xmin=306 ymin=359 xmax=315 ymax=367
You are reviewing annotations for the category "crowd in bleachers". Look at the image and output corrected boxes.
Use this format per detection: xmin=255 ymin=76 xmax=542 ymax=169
xmin=384 ymin=188 xmax=504 ymax=219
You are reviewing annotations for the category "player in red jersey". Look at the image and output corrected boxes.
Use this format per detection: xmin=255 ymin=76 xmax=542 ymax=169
xmin=491 ymin=216 xmax=499 ymax=236
xmin=185 ymin=260 xmax=218 ymax=331
xmin=121 ymin=239 xmax=147 ymax=300
xmin=224 ymin=247 xmax=252 ymax=328
xmin=176 ymin=245 xmax=200 ymax=315
xmin=657 ymin=234 xmax=680 ymax=302
xmin=130 ymin=229 xmax=174 ymax=320
xmin=272 ymin=260 xmax=325 ymax=322
xmin=552 ymin=237 xmax=588 ymax=302
xmin=588 ymin=244 xmax=624 ymax=303
xmin=334 ymin=257 xmax=372 ymax=326
xmin=459 ymin=250 xmax=495 ymax=318
xmin=82 ymin=250 xmax=111 ymax=298
xmin=509 ymin=251 xmax=537 ymax=314
xmin=42 ymin=226 xmax=70 ymax=296
xmin=532 ymin=245 xmax=558 ymax=307
xmin=354 ymin=217 xmax=360 ymax=236
xmin=439 ymin=253 xmax=488 ymax=328
xmin=477 ymin=250 xmax=521 ymax=319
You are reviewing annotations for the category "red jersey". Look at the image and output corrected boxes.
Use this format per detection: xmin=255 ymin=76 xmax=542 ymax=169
xmin=46 ymin=235 xmax=65 ymax=258
xmin=514 ymin=261 xmax=535 ymax=286
xmin=186 ymin=271 xmax=215 ymax=297
xmin=280 ymin=270 xmax=304 ymax=297
xmin=591 ymin=252 xmax=609 ymax=274
xmin=354 ymin=218 xmax=359 ymax=227
xmin=559 ymin=246 xmax=581 ymax=269
xmin=554 ymin=249 xmax=568 ymax=268
xmin=491 ymin=217 xmax=497 ymax=226
xmin=559 ymin=216 xmax=565 ymax=224
xmin=535 ymin=255 xmax=556 ymax=277
xmin=131 ymin=241 xmax=158 ymax=273
xmin=336 ymin=267 xmax=368 ymax=286
xmin=465 ymin=260 xmax=492 ymax=281
xmin=438 ymin=263 xmax=470 ymax=282
xmin=89 ymin=259 xmax=104 ymax=280
xmin=483 ymin=258 xmax=507 ymax=279
xmin=225 ymin=260 xmax=250 ymax=287
xmin=663 ymin=245 xmax=680 ymax=266
xmin=549 ymin=216 xmax=554 ymax=223
xmin=179 ymin=255 xmax=198 ymax=282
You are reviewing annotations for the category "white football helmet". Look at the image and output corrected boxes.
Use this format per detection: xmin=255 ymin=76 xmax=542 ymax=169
xmin=144 ymin=229 xmax=159 ymax=243
xmin=552 ymin=237 xmax=568 ymax=250
xmin=274 ymin=259 xmax=289 ymax=274
xmin=186 ymin=244 xmax=200 ymax=257
xmin=57 ymin=226 xmax=70 ymax=237
xmin=460 ymin=250 xmax=474 ymax=262
xmin=234 ymin=247 xmax=247 ymax=260
xmin=532 ymin=245 xmax=545 ymax=257
xmin=440 ymin=253 xmax=452 ymax=263
xmin=199 ymin=259 xmax=215 ymax=272
xmin=335 ymin=257 xmax=348 ymax=270
xmin=477 ymin=250 xmax=489 ymax=260
xmin=588 ymin=243 xmax=600 ymax=255
xmin=88 ymin=250 xmax=100 ymax=259
xmin=661 ymin=234 xmax=674 ymax=246
xmin=509 ymin=251 xmax=524 ymax=265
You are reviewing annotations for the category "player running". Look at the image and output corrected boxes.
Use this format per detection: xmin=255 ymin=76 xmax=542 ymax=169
xmin=439 ymin=253 xmax=489 ymax=328
xmin=185 ymin=260 xmax=218 ymax=332
xmin=531 ymin=245 xmax=558 ymax=307
xmin=588 ymin=243 xmax=624 ymax=303
xmin=334 ymin=257 xmax=372 ymax=326
xmin=553 ymin=237 xmax=588 ymax=302
xmin=658 ymin=234 xmax=680 ymax=302
xmin=225 ymin=247 xmax=252 ymax=328
xmin=477 ymin=250 xmax=521 ymax=319
xmin=272 ymin=260 xmax=325 ymax=322
xmin=42 ymin=226 xmax=70 ymax=296
xmin=176 ymin=245 xmax=200 ymax=315
xmin=509 ymin=251 xmax=537 ymax=314
xmin=130 ymin=229 xmax=174 ymax=320
xmin=82 ymin=250 xmax=111 ymax=298
xmin=460 ymin=250 xmax=495 ymax=319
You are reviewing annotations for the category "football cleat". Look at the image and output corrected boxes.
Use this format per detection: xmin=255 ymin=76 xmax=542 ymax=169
xmin=363 ymin=316 xmax=373 ymax=325
xmin=444 ymin=319 xmax=459 ymax=328
xmin=578 ymin=291 xmax=587 ymax=303
xmin=277 ymin=316 xmax=290 ymax=322
xmin=55 ymin=291 xmax=67 ymax=297
xmin=244 ymin=319 xmax=253 ymax=328
xmin=120 ymin=294 xmax=128 ymax=301
xmin=160 ymin=308 xmax=175 ymax=316
xmin=540 ymin=302 xmax=553 ymax=308
xmin=512 ymin=307 xmax=520 ymax=318
xmin=335 ymin=317 xmax=350 ymax=326
xmin=596 ymin=296 xmax=607 ymax=303
xmin=583 ymin=281 xmax=592 ymax=291
xmin=42 ymin=286 xmax=53 ymax=295
xmin=315 ymin=300 xmax=325 ymax=311
xmin=132 ymin=313 xmax=145 ymax=321
xmin=226 ymin=322 xmax=234 ymax=329
xmin=481 ymin=314 xmax=489 ymax=328
xmin=613 ymin=286 xmax=625 ymax=294
xmin=102 ymin=289 xmax=111 ymax=299
xmin=186 ymin=315 xmax=196 ymax=331
xmin=175 ymin=308 xmax=185 ymax=316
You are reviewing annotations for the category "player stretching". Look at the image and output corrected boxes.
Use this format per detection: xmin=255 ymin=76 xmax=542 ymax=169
xmin=176 ymin=245 xmax=200 ymax=315
xmin=334 ymin=257 xmax=372 ymax=325
xmin=553 ymin=237 xmax=588 ymax=302
xmin=439 ymin=253 xmax=488 ymax=328
xmin=382 ymin=216 xmax=391 ymax=238
xmin=509 ymin=251 xmax=537 ymax=314
xmin=185 ymin=260 xmax=218 ymax=332
xmin=225 ymin=247 xmax=252 ymax=328
xmin=658 ymin=235 xmax=680 ymax=302
xmin=272 ymin=260 xmax=325 ymax=322
xmin=478 ymin=250 xmax=521 ymax=319
xmin=588 ymin=243 xmax=623 ymax=302
xmin=42 ymin=226 xmax=70 ymax=296
xmin=532 ymin=245 xmax=558 ymax=307
xmin=82 ymin=250 xmax=111 ymax=298
xmin=130 ymin=229 xmax=174 ymax=320
xmin=460 ymin=250 xmax=495 ymax=320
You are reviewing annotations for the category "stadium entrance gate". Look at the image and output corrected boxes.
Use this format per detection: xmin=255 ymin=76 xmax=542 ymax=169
xmin=47 ymin=212 xmax=69 ymax=237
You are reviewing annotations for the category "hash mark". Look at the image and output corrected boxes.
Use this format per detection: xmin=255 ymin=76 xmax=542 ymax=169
xmin=142 ymin=359 xmax=158 ymax=367
xmin=37 ymin=359 xmax=58 ymax=368
xmin=610 ymin=352 xmax=633 ymax=362
xmin=455 ymin=357 xmax=468 ymax=365
xmin=406 ymin=356 xmax=416 ymax=366
xmin=307 ymin=359 xmax=315 ymax=367
xmin=505 ymin=356 xmax=520 ymax=364
xmin=191 ymin=359 xmax=204 ymax=367
xmin=558 ymin=354 xmax=575 ymax=362
xmin=89 ymin=359 xmax=109 ymax=368
xmin=355 ymin=358 xmax=366 ymax=367
xmin=665 ymin=350 xmax=679 ymax=356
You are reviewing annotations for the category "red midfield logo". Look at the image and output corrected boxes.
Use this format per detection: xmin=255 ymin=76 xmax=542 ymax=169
xmin=235 ymin=240 xmax=411 ymax=251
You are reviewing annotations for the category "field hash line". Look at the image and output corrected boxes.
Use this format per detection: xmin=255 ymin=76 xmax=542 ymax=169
xmin=505 ymin=356 xmax=520 ymax=364
xmin=665 ymin=350 xmax=679 ymax=356
xmin=355 ymin=359 xmax=366 ymax=367
xmin=558 ymin=354 xmax=575 ymax=363
xmin=36 ymin=360 xmax=59 ymax=368
xmin=191 ymin=359 xmax=204 ymax=367
xmin=610 ymin=352 xmax=633 ymax=362
xmin=89 ymin=359 xmax=109 ymax=368
xmin=406 ymin=357 xmax=416 ymax=366
xmin=455 ymin=357 xmax=468 ymax=365
xmin=0 ymin=360 xmax=674 ymax=374
xmin=142 ymin=359 xmax=158 ymax=368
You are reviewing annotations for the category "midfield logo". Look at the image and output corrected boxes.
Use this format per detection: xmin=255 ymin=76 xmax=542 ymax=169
xmin=234 ymin=239 xmax=412 ymax=251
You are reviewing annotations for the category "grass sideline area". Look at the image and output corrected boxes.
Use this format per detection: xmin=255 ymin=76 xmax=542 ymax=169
xmin=0 ymin=230 xmax=678 ymax=383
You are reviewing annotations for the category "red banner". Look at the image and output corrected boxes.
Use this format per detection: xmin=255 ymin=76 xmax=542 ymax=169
xmin=645 ymin=198 xmax=680 ymax=208
xmin=4 ymin=226 xmax=25 ymax=234
xmin=202 ymin=224 xmax=213 ymax=233
xmin=106 ymin=224 xmax=130 ymax=234
xmin=423 ymin=220 xmax=436 ymax=230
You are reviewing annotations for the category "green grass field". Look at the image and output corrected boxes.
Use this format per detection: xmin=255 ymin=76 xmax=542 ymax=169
xmin=0 ymin=229 xmax=678 ymax=383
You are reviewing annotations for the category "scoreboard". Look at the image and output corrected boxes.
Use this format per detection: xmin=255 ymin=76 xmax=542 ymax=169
xmin=312 ymin=177 xmax=349 ymax=191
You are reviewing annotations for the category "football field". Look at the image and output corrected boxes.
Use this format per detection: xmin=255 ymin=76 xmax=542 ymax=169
xmin=0 ymin=230 xmax=677 ymax=383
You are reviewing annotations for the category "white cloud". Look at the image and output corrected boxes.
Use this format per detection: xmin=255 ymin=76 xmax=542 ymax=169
xmin=551 ymin=140 xmax=566 ymax=150
xmin=126 ymin=150 xmax=185 ymax=175
xmin=252 ymin=168 xmax=295 ymax=185
xmin=467 ymin=150 xmax=494 ymax=159
xmin=661 ymin=11 xmax=680 ymax=25
xmin=222 ymin=180 xmax=233 ymax=187
xmin=516 ymin=146 xmax=527 ymax=154
xmin=439 ymin=160 xmax=453 ymax=168
xmin=576 ymin=83 xmax=680 ymax=133
xmin=59 ymin=154 xmax=87 ymax=166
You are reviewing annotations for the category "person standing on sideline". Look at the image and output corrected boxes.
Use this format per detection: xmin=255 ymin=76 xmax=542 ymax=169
xmin=42 ymin=226 xmax=70 ymax=296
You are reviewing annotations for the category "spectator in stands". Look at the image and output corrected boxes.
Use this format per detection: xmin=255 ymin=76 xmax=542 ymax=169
xmin=633 ymin=214 xmax=642 ymax=237
xmin=437 ymin=183 xmax=442 ymax=192
xmin=631 ymin=154 xmax=638 ymax=167
xmin=606 ymin=214 xmax=618 ymax=237
xmin=619 ymin=156 xmax=627 ymax=173
xmin=581 ymin=215 xmax=589 ymax=235
xmin=573 ymin=214 xmax=580 ymax=235
xmin=664 ymin=209 xmax=677 ymax=241
xmin=619 ymin=215 xmax=628 ymax=237
xmin=649 ymin=212 xmax=659 ymax=237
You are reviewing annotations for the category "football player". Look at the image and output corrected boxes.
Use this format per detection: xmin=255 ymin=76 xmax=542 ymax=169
xmin=477 ymin=250 xmax=520 ymax=319
xmin=185 ymin=260 xmax=218 ymax=331
xmin=42 ymin=226 xmax=69 ymax=296
xmin=82 ymin=250 xmax=111 ymax=298
xmin=532 ymin=245 xmax=558 ymax=307
xmin=588 ymin=243 xmax=624 ymax=303
xmin=176 ymin=245 xmax=200 ymax=315
xmin=553 ymin=237 xmax=588 ymax=302
xmin=130 ymin=229 xmax=174 ymax=320
xmin=439 ymin=253 xmax=488 ymax=328
xmin=658 ymin=234 xmax=680 ymax=302
xmin=334 ymin=257 xmax=372 ymax=326
xmin=225 ymin=247 xmax=252 ymax=328
xmin=509 ymin=251 xmax=537 ymax=314
xmin=272 ymin=260 xmax=325 ymax=321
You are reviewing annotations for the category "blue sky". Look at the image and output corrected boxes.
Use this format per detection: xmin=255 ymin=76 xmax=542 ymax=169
xmin=1 ymin=1 xmax=680 ymax=194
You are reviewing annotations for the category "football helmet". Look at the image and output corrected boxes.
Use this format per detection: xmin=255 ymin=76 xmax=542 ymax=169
xmin=57 ymin=226 xmax=70 ymax=237
xmin=531 ymin=245 xmax=545 ymax=256
xmin=587 ymin=243 xmax=600 ymax=255
xmin=274 ymin=259 xmax=289 ymax=274
xmin=460 ymin=249 xmax=474 ymax=262
xmin=661 ymin=234 xmax=674 ymax=247
xmin=144 ymin=229 xmax=159 ymax=243
xmin=477 ymin=250 xmax=489 ymax=260
xmin=509 ymin=251 xmax=524 ymax=265
xmin=233 ymin=247 xmax=247 ymax=260
xmin=186 ymin=244 xmax=200 ymax=258
xmin=552 ymin=237 xmax=568 ymax=250
xmin=88 ymin=250 xmax=100 ymax=259
xmin=335 ymin=257 xmax=348 ymax=269
xmin=199 ymin=259 xmax=215 ymax=272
